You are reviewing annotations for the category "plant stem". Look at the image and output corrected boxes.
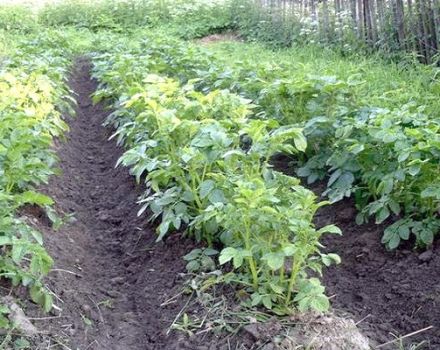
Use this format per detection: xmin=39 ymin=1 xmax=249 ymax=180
xmin=244 ymin=217 xmax=259 ymax=290
xmin=285 ymin=256 xmax=302 ymax=305
xmin=190 ymin=172 xmax=203 ymax=209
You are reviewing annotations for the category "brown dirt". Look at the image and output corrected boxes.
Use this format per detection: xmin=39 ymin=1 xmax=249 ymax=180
xmin=319 ymin=198 xmax=440 ymax=349
xmin=22 ymin=58 xmax=204 ymax=350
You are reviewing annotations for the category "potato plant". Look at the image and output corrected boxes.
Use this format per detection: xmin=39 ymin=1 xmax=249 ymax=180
xmin=92 ymin=51 xmax=341 ymax=313
xmin=0 ymin=37 xmax=73 ymax=325
xmin=104 ymin=33 xmax=439 ymax=249
xmin=92 ymin=33 xmax=357 ymax=125
xmin=301 ymin=103 xmax=440 ymax=248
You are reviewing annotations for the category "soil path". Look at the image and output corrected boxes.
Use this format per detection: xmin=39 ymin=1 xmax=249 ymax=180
xmin=30 ymin=58 xmax=194 ymax=350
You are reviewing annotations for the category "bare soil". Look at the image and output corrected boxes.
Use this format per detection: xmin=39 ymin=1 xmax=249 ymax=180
xmin=319 ymin=198 xmax=440 ymax=349
xmin=23 ymin=58 xmax=203 ymax=350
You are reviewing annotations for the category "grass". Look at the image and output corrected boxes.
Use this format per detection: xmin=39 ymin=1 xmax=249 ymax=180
xmin=205 ymin=40 xmax=440 ymax=117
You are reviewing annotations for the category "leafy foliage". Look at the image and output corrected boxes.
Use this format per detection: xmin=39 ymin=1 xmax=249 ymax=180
xmin=0 ymin=0 xmax=438 ymax=329
xmin=0 ymin=33 xmax=74 ymax=324
xmin=302 ymin=104 xmax=440 ymax=248
xmin=92 ymin=44 xmax=340 ymax=313
xmin=103 ymin=32 xmax=440 ymax=249
xmin=38 ymin=0 xmax=233 ymax=38
xmin=0 ymin=6 xmax=37 ymax=33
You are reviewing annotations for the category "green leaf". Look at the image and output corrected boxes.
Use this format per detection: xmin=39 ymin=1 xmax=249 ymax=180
xmin=328 ymin=169 xmax=342 ymax=187
xmin=232 ymin=252 xmax=244 ymax=269
xmin=387 ymin=234 xmax=401 ymax=250
xmin=82 ymin=315 xmax=92 ymax=326
xmin=420 ymin=229 xmax=434 ymax=245
xmin=349 ymin=143 xmax=364 ymax=155
xmin=293 ymin=133 xmax=307 ymax=152
xmin=282 ymin=244 xmax=296 ymax=256
xmin=310 ymin=294 xmax=330 ymax=312
xmin=318 ymin=225 xmax=342 ymax=235
xmin=262 ymin=295 xmax=273 ymax=309
xmin=333 ymin=172 xmax=355 ymax=190
xmin=203 ymin=248 xmax=218 ymax=256
xmin=321 ymin=253 xmax=341 ymax=266
xmin=251 ymin=293 xmax=262 ymax=306
xmin=297 ymin=166 xmax=311 ymax=177
xmin=398 ymin=225 xmax=410 ymax=240
xmin=208 ymin=189 xmax=226 ymax=204
xmin=14 ymin=338 xmax=31 ymax=349
xmin=156 ymin=221 xmax=170 ymax=241
xmin=186 ymin=260 xmax=200 ymax=272
xmin=43 ymin=293 xmax=53 ymax=313
xmin=219 ymin=247 xmax=237 ymax=265
xmin=199 ymin=180 xmax=215 ymax=199
xmin=270 ymin=283 xmax=284 ymax=294
xmin=398 ymin=151 xmax=410 ymax=163
xmin=0 ymin=315 xmax=9 ymax=329
xmin=17 ymin=191 xmax=54 ymax=206
xmin=421 ymin=186 xmax=440 ymax=199
xmin=30 ymin=285 xmax=43 ymax=305
xmin=200 ymin=256 xmax=215 ymax=270
xmin=11 ymin=243 xmax=26 ymax=264
xmin=183 ymin=249 xmax=202 ymax=261
xmin=380 ymin=178 xmax=394 ymax=195
xmin=220 ymin=247 xmax=246 ymax=268
xmin=262 ymin=252 xmax=284 ymax=270
xmin=408 ymin=164 xmax=421 ymax=176
xmin=30 ymin=229 xmax=43 ymax=245
xmin=0 ymin=236 xmax=12 ymax=246
xmin=388 ymin=200 xmax=400 ymax=215
xmin=355 ymin=213 xmax=365 ymax=225
xmin=375 ymin=207 xmax=390 ymax=224
xmin=182 ymin=191 xmax=194 ymax=202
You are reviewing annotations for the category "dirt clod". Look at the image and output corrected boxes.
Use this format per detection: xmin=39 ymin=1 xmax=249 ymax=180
xmin=281 ymin=313 xmax=370 ymax=350
xmin=2 ymin=297 xmax=38 ymax=337
xmin=418 ymin=250 xmax=433 ymax=262
xmin=243 ymin=324 xmax=260 ymax=340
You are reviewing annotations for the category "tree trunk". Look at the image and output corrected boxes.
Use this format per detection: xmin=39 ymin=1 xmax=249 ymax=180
xmin=417 ymin=0 xmax=429 ymax=62
xmin=311 ymin=0 xmax=317 ymax=22
xmin=358 ymin=0 xmax=364 ymax=38
xmin=393 ymin=0 xmax=406 ymax=49
xmin=350 ymin=0 xmax=357 ymax=22
xmin=376 ymin=0 xmax=385 ymax=29
xmin=427 ymin=0 xmax=439 ymax=53
xmin=370 ymin=0 xmax=378 ymax=43
xmin=363 ymin=0 xmax=374 ymax=44
xmin=434 ymin=0 xmax=440 ymax=32
xmin=322 ymin=0 xmax=330 ymax=41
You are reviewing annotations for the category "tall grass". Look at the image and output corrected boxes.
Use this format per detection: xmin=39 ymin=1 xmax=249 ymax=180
xmin=0 ymin=5 xmax=38 ymax=32
xmin=206 ymin=40 xmax=440 ymax=116
xmin=37 ymin=0 xmax=233 ymax=36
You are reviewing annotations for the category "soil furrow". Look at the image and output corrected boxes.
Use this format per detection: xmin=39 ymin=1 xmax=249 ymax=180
xmin=28 ymin=58 xmax=194 ymax=350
